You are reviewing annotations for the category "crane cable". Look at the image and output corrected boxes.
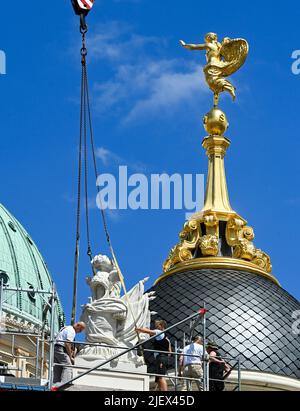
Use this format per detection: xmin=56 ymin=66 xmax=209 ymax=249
xmin=71 ymin=16 xmax=143 ymax=351
xmin=71 ymin=32 xmax=86 ymax=326
xmin=82 ymin=32 xmax=144 ymax=348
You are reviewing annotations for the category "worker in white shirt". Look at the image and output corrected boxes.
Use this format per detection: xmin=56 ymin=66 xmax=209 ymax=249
xmin=179 ymin=335 xmax=205 ymax=391
xmin=53 ymin=322 xmax=86 ymax=385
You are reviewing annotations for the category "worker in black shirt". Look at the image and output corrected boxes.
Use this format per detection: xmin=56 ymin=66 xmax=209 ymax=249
xmin=136 ymin=320 xmax=171 ymax=391
xmin=207 ymin=342 xmax=231 ymax=391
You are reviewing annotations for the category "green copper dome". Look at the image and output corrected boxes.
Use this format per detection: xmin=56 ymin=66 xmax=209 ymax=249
xmin=0 ymin=203 xmax=64 ymax=332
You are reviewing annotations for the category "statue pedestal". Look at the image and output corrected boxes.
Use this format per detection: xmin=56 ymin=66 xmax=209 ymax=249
xmin=71 ymin=358 xmax=149 ymax=391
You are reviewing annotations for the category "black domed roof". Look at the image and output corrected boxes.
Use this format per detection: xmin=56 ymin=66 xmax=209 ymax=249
xmin=149 ymin=269 xmax=300 ymax=379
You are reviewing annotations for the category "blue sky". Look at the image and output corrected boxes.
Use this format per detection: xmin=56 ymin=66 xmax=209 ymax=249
xmin=0 ymin=0 xmax=300 ymax=322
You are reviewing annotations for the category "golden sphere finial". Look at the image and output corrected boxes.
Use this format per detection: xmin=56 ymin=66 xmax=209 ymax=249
xmin=203 ymin=108 xmax=229 ymax=136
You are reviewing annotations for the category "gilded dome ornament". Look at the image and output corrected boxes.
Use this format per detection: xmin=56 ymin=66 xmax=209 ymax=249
xmin=180 ymin=33 xmax=249 ymax=107
xmin=159 ymin=34 xmax=275 ymax=284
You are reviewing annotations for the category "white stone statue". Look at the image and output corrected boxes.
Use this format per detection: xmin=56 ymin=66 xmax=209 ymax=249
xmin=77 ymin=254 xmax=155 ymax=367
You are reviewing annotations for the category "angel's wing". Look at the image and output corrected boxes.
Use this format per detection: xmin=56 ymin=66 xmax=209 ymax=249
xmin=220 ymin=38 xmax=249 ymax=77
xmin=116 ymin=281 xmax=150 ymax=344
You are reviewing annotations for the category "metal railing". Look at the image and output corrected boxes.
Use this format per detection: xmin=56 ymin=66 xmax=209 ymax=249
xmin=0 ymin=280 xmax=59 ymax=382
xmin=54 ymin=308 xmax=242 ymax=391
xmin=0 ymin=284 xmax=242 ymax=392
xmin=52 ymin=341 xmax=242 ymax=391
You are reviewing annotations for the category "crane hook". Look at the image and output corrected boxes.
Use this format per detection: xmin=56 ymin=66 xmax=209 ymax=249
xmin=71 ymin=0 xmax=95 ymax=15
xmin=71 ymin=0 xmax=95 ymax=33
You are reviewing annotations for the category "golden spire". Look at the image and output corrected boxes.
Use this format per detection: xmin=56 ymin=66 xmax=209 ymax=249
xmin=157 ymin=33 xmax=278 ymax=286
xmin=202 ymin=108 xmax=232 ymax=214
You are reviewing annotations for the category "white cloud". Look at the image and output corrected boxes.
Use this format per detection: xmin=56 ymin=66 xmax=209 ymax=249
xmin=88 ymin=21 xmax=161 ymax=63
xmin=96 ymin=147 xmax=122 ymax=166
xmin=96 ymin=146 xmax=148 ymax=172
xmin=88 ymin=22 xmax=208 ymax=123
xmin=124 ymin=62 xmax=204 ymax=123
xmin=93 ymin=59 xmax=206 ymax=123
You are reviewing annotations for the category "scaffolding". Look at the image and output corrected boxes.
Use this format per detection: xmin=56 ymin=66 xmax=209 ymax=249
xmin=0 ymin=279 xmax=58 ymax=389
xmin=0 ymin=280 xmax=242 ymax=391
xmin=53 ymin=341 xmax=242 ymax=392
xmin=54 ymin=308 xmax=242 ymax=392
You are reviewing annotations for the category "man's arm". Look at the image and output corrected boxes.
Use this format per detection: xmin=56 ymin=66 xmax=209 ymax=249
xmin=167 ymin=338 xmax=172 ymax=357
xmin=209 ymin=351 xmax=225 ymax=365
xmin=178 ymin=354 xmax=184 ymax=377
xmin=180 ymin=40 xmax=207 ymax=51
xmin=224 ymin=361 xmax=231 ymax=373
xmin=135 ymin=327 xmax=157 ymax=337
xmin=65 ymin=342 xmax=75 ymax=365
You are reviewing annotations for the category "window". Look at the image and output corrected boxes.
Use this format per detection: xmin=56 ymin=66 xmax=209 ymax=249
xmin=0 ymin=271 xmax=9 ymax=286
xmin=8 ymin=221 xmax=17 ymax=232
xmin=0 ymin=361 xmax=8 ymax=376
xmin=27 ymin=284 xmax=36 ymax=302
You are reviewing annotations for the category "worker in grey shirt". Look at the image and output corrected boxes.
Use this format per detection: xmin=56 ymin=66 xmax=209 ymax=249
xmin=53 ymin=322 xmax=86 ymax=385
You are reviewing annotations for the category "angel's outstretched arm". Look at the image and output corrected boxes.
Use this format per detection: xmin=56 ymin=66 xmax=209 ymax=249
xmin=180 ymin=40 xmax=207 ymax=51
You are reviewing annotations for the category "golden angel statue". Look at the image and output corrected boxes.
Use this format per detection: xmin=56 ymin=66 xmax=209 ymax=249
xmin=180 ymin=33 xmax=249 ymax=107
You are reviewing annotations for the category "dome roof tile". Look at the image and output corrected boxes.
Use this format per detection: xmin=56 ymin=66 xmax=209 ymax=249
xmin=149 ymin=269 xmax=300 ymax=379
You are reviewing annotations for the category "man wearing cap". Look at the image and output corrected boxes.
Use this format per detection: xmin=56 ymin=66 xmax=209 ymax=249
xmin=207 ymin=342 xmax=231 ymax=391
xmin=179 ymin=336 xmax=205 ymax=391
xmin=53 ymin=322 xmax=86 ymax=385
